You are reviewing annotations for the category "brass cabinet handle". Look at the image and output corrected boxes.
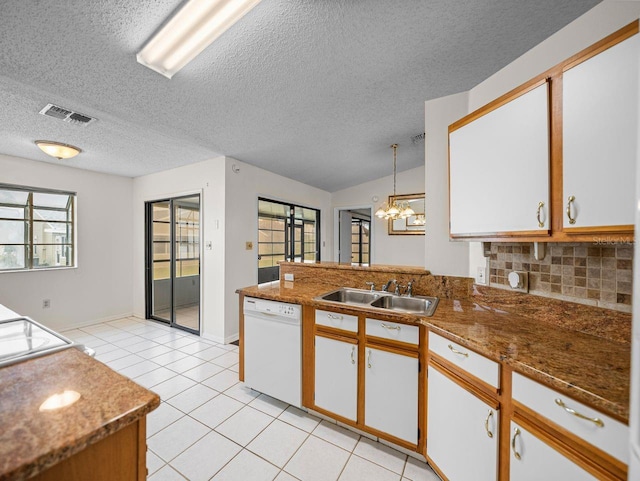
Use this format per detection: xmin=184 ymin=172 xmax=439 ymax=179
xmin=555 ymin=398 xmax=604 ymax=427
xmin=448 ymin=344 xmax=469 ymax=357
xmin=327 ymin=313 xmax=343 ymax=320
xmin=536 ymin=201 xmax=545 ymax=228
xmin=512 ymin=427 xmax=522 ymax=460
xmin=350 ymin=346 xmax=356 ymax=365
xmin=566 ymin=195 xmax=577 ymax=224
xmin=367 ymin=349 xmax=372 ymax=368
xmin=484 ymin=410 xmax=494 ymax=438
xmin=381 ymin=323 xmax=401 ymax=331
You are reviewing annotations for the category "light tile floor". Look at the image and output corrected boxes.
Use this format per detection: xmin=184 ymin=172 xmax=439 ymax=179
xmin=63 ymin=317 xmax=441 ymax=481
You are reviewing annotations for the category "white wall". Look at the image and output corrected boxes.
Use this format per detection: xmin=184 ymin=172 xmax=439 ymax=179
xmin=224 ymin=158 xmax=332 ymax=341
xmin=331 ymin=166 xmax=426 ymax=267
xmin=0 ymin=154 xmax=133 ymax=330
xmin=132 ymin=156 xmax=332 ymax=344
xmin=424 ymin=92 xmax=470 ymax=277
xmin=131 ymin=156 xmax=227 ymax=341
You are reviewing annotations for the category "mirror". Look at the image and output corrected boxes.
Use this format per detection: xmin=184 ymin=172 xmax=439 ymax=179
xmin=388 ymin=193 xmax=425 ymax=235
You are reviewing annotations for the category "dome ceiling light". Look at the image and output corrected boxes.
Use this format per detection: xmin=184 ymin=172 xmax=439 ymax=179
xmin=35 ymin=141 xmax=82 ymax=160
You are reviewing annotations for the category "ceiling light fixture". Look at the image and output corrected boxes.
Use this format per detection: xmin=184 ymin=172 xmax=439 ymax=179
xmin=137 ymin=0 xmax=262 ymax=79
xmin=35 ymin=141 xmax=82 ymax=160
xmin=375 ymin=144 xmax=415 ymax=220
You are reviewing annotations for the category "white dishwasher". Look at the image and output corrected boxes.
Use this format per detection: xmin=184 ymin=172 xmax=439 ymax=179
xmin=243 ymin=297 xmax=302 ymax=407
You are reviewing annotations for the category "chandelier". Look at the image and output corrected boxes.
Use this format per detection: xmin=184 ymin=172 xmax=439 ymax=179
xmin=375 ymin=144 xmax=415 ymax=220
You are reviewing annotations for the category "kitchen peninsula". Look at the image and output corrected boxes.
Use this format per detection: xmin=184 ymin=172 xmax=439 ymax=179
xmin=238 ymin=262 xmax=631 ymax=481
xmin=0 ymin=305 xmax=160 ymax=481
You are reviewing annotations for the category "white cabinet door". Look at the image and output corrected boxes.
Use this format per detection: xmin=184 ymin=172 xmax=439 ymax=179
xmin=509 ymin=421 xmax=598 ymax=481
xmin=314 ymin=335 xmax=358 ymax=421
xmin=427 ymin=366 xmax=499 ymax=481
xmin=449 ymin=82 xmax=550 ymax=236
xmin=563 ymin=33 xmax=639 ymax=229
xmin=365 ymin=347 xmax=418 ymax=444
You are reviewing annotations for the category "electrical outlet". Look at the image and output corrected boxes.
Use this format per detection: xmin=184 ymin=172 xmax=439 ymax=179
xmin=284 ymin=273 xmax=294 ymax=281
xmin=476 ymin=266 xmax=487 ymax=285
xmin=42 ymin=299 xmax=50 ymax=309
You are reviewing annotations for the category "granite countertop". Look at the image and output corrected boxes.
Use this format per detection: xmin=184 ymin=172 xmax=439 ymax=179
xmin=0 ymin=348 xmax=160 ymax=481
xmin=237 ymin=281 xmax=631 ymax=422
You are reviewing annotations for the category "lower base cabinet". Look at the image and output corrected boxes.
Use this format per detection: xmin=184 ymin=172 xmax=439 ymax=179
xmin=427 ymin=366 xmax=499 ymax=481
xmin=509 ymin=421 xmax=598 ymax=481
xmin=314 ymin=334 xmax=358 ymax=421
xmin=364 ymin=346 xmax=418 ymax=444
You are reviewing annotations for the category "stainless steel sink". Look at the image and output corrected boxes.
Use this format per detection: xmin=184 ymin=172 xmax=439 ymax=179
xmin=315 ymin=288 xmax=439 ymax=316
xmin=317 ymin=287 xmax=381 ymax=305
xmin=370 ymin=295 xmax=439 ymax=316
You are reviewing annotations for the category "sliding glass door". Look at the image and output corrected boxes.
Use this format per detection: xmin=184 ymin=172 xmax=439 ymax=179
xmin=145 ymin=194 xmax=200 ymax=333
xmin=257 ymin=198 xmax=320 ymax=284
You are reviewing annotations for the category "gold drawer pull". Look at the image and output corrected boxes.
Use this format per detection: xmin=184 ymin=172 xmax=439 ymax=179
xmin=367 ymin=349 xmax=372 ymax=368
xmin=566 ymin=196 xmax=576 ymax=224
xmin=484 ymin=410 xmax=494 ymax=438
xmin=381 ymin=323 xmax=401 ymax=331
xmin=536 ymin=201 xmax=545 ymax=228
xmin=512 ymin=427 xmax=522 ymax=460
xmin=350 ymin=345 xmax=356 ymax=365
xmin=448 ymin=344 xmax=468 ymax=357
xmin=327 ymin=314 xmax=343 ymax=320
xmin=555 ymin=398 xmax=604 ymax=427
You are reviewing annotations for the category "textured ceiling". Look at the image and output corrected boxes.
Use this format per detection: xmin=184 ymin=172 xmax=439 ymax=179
xmin=0 ymin=0 xmax=600 ymax=192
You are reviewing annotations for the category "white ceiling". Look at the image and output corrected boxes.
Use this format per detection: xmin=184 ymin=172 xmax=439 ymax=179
xmin=0 ymin=0 xmax=599 ymax=192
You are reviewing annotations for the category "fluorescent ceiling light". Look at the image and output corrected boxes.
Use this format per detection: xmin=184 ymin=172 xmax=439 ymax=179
xmin=137 ymin=0 xmax=262 ymax=79
xmin=35 ymin=141 xmax=82 ymax=160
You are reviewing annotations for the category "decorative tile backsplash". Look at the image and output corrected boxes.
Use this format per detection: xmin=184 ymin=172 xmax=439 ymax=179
xmin=489 ymin=242 xmax=633 ymax=312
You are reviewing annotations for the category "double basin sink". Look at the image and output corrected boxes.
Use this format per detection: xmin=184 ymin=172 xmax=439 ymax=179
xmin=315 ymin=287 xmax=439 ymax=316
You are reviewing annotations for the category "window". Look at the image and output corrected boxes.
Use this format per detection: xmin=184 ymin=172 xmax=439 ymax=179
xmin=351 ymin=218 xmax=370 ymax=266
xmin=258 ymin=198 xmax=320 ymax=283
xmin=0 ymin=184 xmax=75 ymax=271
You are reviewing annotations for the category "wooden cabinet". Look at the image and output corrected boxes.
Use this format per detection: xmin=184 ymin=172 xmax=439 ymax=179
xmin=510 ymin=372 xmax=628 ymax=480
xmin=364 ymin=346 xmax=418 ymax=444
xmin=449 ymin=81 xmax=550 ymax=238
xmin=33 ymin=419 xmax=147 ymax=481
xmin=314 ymin=334 xmax=358 ymax=421
xmin=308 ymin=307 xmax=424 ymax=452
xmin=427 ymin=366 xmax=499 ymax=481
xmin=509 ymin=421 xmax=598 ymax=481
xmin=562 ymin=30 xmax=639 ymax=232
xmin=448 ymin=21 xmax=638 ymax=241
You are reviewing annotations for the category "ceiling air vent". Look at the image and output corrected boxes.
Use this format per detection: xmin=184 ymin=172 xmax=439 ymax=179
xmin=39 ymin=104 xmax=97 ymax=126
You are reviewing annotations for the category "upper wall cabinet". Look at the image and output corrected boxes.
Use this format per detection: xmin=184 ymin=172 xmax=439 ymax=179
xmin=449 ymin=81 xmax=550 ymax=238
xmin=562 ymin=32 xmax=639 ymax=232
xmin=448 ymin=21 xmax=638 ymax=242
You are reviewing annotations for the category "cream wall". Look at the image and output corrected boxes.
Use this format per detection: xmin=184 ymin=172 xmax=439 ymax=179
xmin=0 ymin=153 xmax=133 ymax=330
xmin=424 ymin=92 xmax=470 ymax=277
xmin=224 ymin=158 xmax=332 ymax=341
xmin=331 ymin=165 xmax=425 ymax=267
xmin=131 ymin=156 xmax=227 ymax=342
xmin=132 ymin=156 xmax=332 ymax=344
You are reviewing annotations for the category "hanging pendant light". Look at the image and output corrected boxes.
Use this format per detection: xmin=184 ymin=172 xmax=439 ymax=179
xmin=375 ymin=144 xmax=415 ymax=220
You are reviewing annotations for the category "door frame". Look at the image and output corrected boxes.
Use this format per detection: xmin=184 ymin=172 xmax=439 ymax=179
xmin=144 ymin=189 xmax=203 ymax=335
xmin=333 ymin=205 xmax=374 ymax=264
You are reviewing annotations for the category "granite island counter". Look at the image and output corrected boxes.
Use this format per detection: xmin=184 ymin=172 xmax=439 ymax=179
xmin=0 ymin=308 xmax=160 ymax=481
xmin=237 ymin=262 xmax=631 ymax=422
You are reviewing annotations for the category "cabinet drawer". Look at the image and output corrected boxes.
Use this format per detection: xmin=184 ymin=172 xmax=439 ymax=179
xmin=512 ymin=372 xmax=629 ymax=464
xmin=428 ymin=331 xmax=499 ymax=388
xmin=366 ymin=318 xmax=418 ymax=345
xmin=315 ymin=310 xmax=358 ymax=332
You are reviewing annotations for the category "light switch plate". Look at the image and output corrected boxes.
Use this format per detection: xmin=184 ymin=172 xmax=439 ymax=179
xmin=284 ymin=273 xmax=294 ymax=281
xmin=476 ymin=266 xmax=488 ymax=285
